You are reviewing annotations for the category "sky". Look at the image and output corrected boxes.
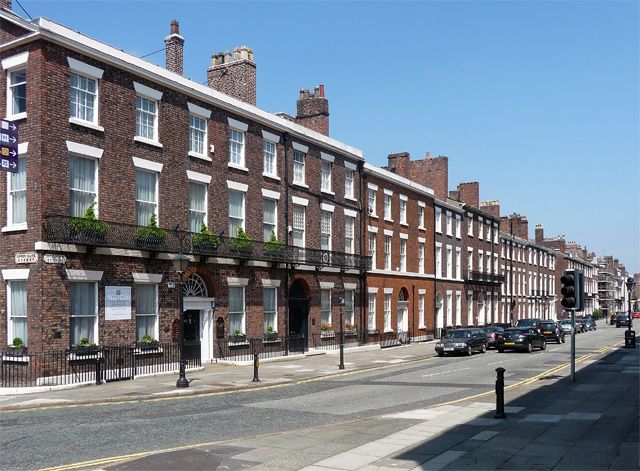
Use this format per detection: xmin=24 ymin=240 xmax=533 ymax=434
xmin=17 ymin=0 xmax=640 ymax=273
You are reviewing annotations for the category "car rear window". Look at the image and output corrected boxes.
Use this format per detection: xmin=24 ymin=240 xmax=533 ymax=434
xmin=446 ymin=330 xmax=472 ymax=338
xmin=541 ymin=323 xmax=555 ymax=329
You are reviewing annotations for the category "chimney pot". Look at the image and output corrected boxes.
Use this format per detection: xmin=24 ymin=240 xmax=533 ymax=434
xmin=1 ymin=0 xmax=11 ymax=10
xmin=170 ymin=19 xmax=179 ymax=35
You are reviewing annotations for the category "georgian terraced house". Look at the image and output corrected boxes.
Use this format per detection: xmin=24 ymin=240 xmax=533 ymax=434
xmin=0 ymin=4 xmax=371 ymax=362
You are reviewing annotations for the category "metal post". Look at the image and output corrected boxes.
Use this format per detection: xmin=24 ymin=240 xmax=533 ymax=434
xmin=95 ymin=356 xmax=101 ymax=385
xmin=494 ymin=367 xmax=506 ymax=419
xmin=571 ymin=308 xmax=576 ymax=382
xmin=176 ymin=280 xmax=188 ymax=388
xmin=339 ymin=301 xmax=345 ymax=370
xmin=253 ymin=352 xmax=260 ymax=382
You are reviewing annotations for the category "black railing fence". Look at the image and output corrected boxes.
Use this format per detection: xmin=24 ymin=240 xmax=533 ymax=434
xmin=214 ymin=335 xmax=306 ymax=362
xmin=311 ymin=332 xmax=361 ymax=350
xmin=43 ymin=215 xmax=371 ymax=271
xmin=465 ymin=270 xmax=505 ymax=285
xmin=0 ymin=342 xmax=201 ymax=388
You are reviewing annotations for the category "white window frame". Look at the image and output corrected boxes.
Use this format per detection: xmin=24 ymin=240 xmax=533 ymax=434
xmin=344 ymin=167 xmax=355 ymax=199
xmin=5 ymin=142 xmax=27 ymax=231
xmin=263 ymin=197 xmax=278 ymax=242
xmin=292 ymin=203 xmax=306 ymax=248
xmin=446 ymin=211 xmax=452 ymax=236
xmin=135 ymin=169 xmax=159 ymax=226
xmin=418 ymin=293 xmax=426 ymax=328
xmin=69 ymin=153 xmax=99 ymax=218
xmin=446 ymin=245 xmax=453 ymax=278
xmin=435 ymin=243 xmax=442 ymax=278
xmin=368 ymin=232 xmax=377 ymax=270
xmin=69 ymin=281 xmax=99 ymax=346
xmin=455 ymin=291 xmax=462 ymax=326
xmin=263 ymin=286 xmax=278 ymax=334
xmin=228 ymin=286 xmax=246 ymax=335
xmin=293 ymin=150 xmax=306 ymax=186
xmin=456 ymin=247 xmax=461 ymax=279
xmin=384 ymin=293 xmax=392 ymax=332
xmin=6 ymin=275 xmax=28 ymax=346
xmin=189 ymin=114 xmax=207 ymax=157
xmin=399 ymin=196 xmax=407 ymax=225
xmin=418 ymin=241 xmax=425 ymax=274
xmin=455 ymin=215 xmax=461 ymax=239
xmin=344 ymin=215 xmax=355 ymax=254
xmin=344 ymin=288 xmax=355 ymax=326
xmin=3 ymin=51 xmax=29 ymax=121
xmin=435 ymin=207 xmax=442 ymax=233
xmin=368 ymin=293 xmax=376 ymax=331
xmin=400 ymin=239 xmax=407 ymax=272
xmin=7 ymin=68 xmax=27 ymax=120
xmin=135 ymin=283 xmax=159 ymax=342
xmin=468 ymin=248 xmax=474 ymax=273
xmin=478 ymin=217 xmax=484 ymax=239
xmin=418 ymin=202 xmax=425 ymax=230
xmin=384 ymin=235 xmax=392 ymax=270
xmin=321 ymin=160 xmax=333 ymax=194
xmin=368 ymin=186 xmax=377 ymax=217
xmin=188 ymin=181 xmax=208 ymax=233
xmin=187 ymin=102 xmax=211 ymax=159
xmin=467 ymin=213 xmax=473 ymax=237
xmin=321 ymin=210 xmax=332 ymax=251
xmin=384 ymin=192 xmax=393 ymax=221
xmin=134 ymin=90 xmax=161 ymax=146
xmin=228 ymin=189 xmax=246 ymax=237
xmin=321 ymin=289 xmax=332 ymax=326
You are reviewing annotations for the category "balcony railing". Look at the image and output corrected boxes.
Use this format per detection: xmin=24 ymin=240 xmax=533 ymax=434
xmin=43 ymin=215 xmax=371 ymax=271
xmin=464 ymin=270 xmax=505 ymax=285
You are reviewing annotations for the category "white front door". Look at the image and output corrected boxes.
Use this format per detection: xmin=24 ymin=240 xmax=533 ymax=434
xmin=397 ymin=302 xmax=408 ymax=332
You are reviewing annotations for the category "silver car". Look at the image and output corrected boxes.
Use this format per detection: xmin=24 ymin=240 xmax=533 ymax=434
xmin=560 ymin=319 xmax=573 ymax=334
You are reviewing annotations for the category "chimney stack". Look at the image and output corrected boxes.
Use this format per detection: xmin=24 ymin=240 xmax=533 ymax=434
xmin=387 ymin=152 xmax=410 ymax=178
xmin=457 ymin=182 xmax=480 ymax=208
xmin=164 ymin=20 xmax=185 ymax=75
xmin=535 ymin=224 xmax=544 ymax=243
xmin=207 ymin=46 xmax=256 ymax=105
xmin=295 ymin=85 xmax=329 ymax=135
xmin=480 ymin=200 xmax=501 ymax=219
xmin=1 ymin=0 xmax=11 ymax=10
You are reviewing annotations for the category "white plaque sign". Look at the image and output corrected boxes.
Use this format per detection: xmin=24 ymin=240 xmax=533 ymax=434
xmin=105 ymin=286 xmax=132 ymax=320
xmin=44 ymin=254 xmax=67 ymax=264
xmin=15 ymin=252 xmax=37 ymax=264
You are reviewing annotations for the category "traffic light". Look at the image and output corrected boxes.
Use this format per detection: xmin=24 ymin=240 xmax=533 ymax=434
xmin=561 ymin=269 xmax=584 ymax=311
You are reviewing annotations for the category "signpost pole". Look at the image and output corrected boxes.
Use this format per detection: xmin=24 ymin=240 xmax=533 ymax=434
xmin=571 ymin=308 xmax=576 ymax=382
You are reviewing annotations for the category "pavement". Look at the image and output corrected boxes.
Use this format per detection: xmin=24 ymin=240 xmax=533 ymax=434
xmin=1 ymin=331 xmax=638 ymax=471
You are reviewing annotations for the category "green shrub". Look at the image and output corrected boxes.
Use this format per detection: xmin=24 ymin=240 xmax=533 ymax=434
xmin=264 ymin=231 xmax=285 ymax=253
xmin=192 ymin=223 xmax=220 ymax=249
xmin=134 ymin=214 xmax=166 ymax=244
xmin=229 ymin=227 xmax=254 ymax=251
xmin=12 ymin=337 xmax=24 ymax=348
xmin=69 ymin=204 xmax=108 ymax=237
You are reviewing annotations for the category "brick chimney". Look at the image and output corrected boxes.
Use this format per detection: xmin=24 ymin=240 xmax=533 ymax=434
xmin=407 ymin=153 xmax=449 ymax=200
xmin=535 ymin=224 xmax=544 ymax=243
xmin=387 ymin=152 xmax=410 ymax=178
xmin=295 ymin=85 xmax=329 ymax=135
xmin=480 ymin=200 xmax=500 ymax=219
xmin=208 ymin=46 xmax=256 ymax=105
xmin=1 ymin=0 xmax=11 ymax=10
xmin=457 ymin=182 xmax=479 ymax=208
xmin=164 ymin=20 xmax=185 ymax=75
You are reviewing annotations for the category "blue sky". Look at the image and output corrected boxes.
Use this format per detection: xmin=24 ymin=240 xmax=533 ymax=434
xmin=21 ymin=0 xmax=640 ymax=273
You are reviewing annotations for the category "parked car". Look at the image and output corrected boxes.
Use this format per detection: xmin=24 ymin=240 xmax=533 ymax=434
xmin=497 ymin=327 xmax=546 ymax=353
xmin=579 ymin=316 xmax=597 ymax=331
xmin=483 ymin=326 xmax=505 ymax=349
xmin=616 ymin=314 xmax=631 ymax=328
xmin=560 ymin=319 xmax=573 ymax=335
xmin=631 ymin=312 xmax=640 ymax=319
xmin=540 ymin=321 xmax=565 ymax=344
xmin=516 ymin=318 xmax=543 ymax=333
xmin=435 ymin=328 xmax=488 ymax=357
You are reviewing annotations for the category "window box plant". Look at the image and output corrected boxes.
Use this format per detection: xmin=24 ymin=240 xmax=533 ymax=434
xmin=229 ymin=228 xmax=254 ymax=258
xmin=320 ymin=323 xmax=335 ymax=338
xmin=6 ymin=337 xmax=26 ymax=356
xmin=345 ymin=323 xmax=358 ymax=336
xmin=134 ymin=214 xmax=167 ymax=251
xmin=72 ymin=337 xmax=99 ymax=356
xmin=264 ymin=325 xmax=279 ymax=342
xmin=69 ymin=204 xmax=108 ymax=245
xmin=191 ymin=223 xmax=220 ymax=255
xmin=264 ymin=232 xmax=285 ymax=259
xmin=229 ymin=329 xmax=249 ymax=345
xmin=138 ymin=334 xmax=160 ymax=351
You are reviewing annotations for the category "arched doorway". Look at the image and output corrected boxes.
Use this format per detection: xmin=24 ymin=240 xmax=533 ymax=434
xmin=435 ymin=292 xmax=443 ymax=336
xmin=397 ymin=288 xmax=409 ymax=333
xmin=182 ymin=273 xmax=216 ymax=363
xmin=289 ymin=278 xmax=310 ymax=350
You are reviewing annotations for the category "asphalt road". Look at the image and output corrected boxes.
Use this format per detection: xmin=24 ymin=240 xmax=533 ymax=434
xmin=0 ymin=322 xmax=623 ymax=470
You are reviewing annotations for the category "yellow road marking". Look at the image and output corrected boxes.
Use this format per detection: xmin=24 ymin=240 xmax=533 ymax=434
xmin=37 ymin=340 xmax=624 ymax=471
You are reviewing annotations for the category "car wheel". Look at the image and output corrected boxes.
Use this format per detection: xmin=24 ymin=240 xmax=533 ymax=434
xmin=481 ymin=344 xmax=487 ymax=353
xmin=498 ymin=348 xmax=504 ymax=353
xmin=437 ymin=351 xmax=444 ymax=357
xmin=467 ymin=346 xmax=473 ymax=356
xmin=540 ymin=340 xmax=546 ymax=351
xmin=526 ymin=341 xmax=533 ymax=353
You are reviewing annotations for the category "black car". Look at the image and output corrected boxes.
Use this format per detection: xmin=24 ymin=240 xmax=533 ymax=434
xmin=579 ymin=316 xmax=597 ymax=331
xmin=616 ymin=314 xmax=631 ymax=328
xmin=516 ymin=318 xmax=543 ymax=333
xmin=435 ymin=328 xmax=488 ymax=357
xmin=497 ymin=327 xmax=546 ymax=353
xmin=540 ymin=321 xmax=565 ymax=344
xmin=483 ymin=326 xmax=505 ymax=349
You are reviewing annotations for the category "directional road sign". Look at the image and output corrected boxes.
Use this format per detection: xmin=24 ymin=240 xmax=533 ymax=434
xmin=0 ymin=119 xmax=19 ymax=173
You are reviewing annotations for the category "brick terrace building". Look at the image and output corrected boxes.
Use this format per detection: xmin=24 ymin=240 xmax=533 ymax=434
xmin=0 ymin=7 xmax=370 ymax=360
xmin=363 ymin=162 xmax=435 ymax=343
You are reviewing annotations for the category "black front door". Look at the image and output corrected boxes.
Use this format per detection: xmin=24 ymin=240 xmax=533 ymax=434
xmin=289 ymin=299 xmax=309 ymax=351
xmin=183 ymin=310 xmax=199 ymax=342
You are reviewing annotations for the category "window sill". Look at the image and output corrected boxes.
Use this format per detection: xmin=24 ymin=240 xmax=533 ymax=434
xmin=345 ymin=196 xmax=358 ymax=202
xmin=134 ymin=136 xmax=163 ymax=148
xmin=5 ymin=112 xmax=27 ymax=122
xmin=188 ymin=151 xmax=212 ymax=162
xmin=384 ymin=329 xmax=394 ymax=333
xmin=321 ymin=189 xmax=335 ymax=196
xmin=419 ymin=226 xmax=426 ymax=231
xmin=69 ymin=117 xmax=105 ymax=132
xmin=227 ymin=162 xmax=249 ymax=172
xmin=263 ymin=172 xmax=280 ymax=181
xmin=384 ymin=218 xmax=394 ymax=223
xmin=400 ymin=222 xmax=408 ymax=227
xmin=369 ymin=214 xmax=378 ymax=219
xmin=2 ymin=223 xmax=28 ymax=233
xmin=292 ymin=182 xmax=309 ymax=189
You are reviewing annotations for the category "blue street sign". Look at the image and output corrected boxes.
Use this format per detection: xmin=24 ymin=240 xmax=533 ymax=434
xmin=0 ymin=119 xmax=19 ymax=173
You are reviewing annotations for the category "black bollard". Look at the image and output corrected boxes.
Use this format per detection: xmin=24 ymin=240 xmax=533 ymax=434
xmin=339 ymin=343 xmax=345 ymax=370
xmin=95 ymin=357 xmax=101 ymax=385
xmin=494 ymin=367 xmax=506 ymax=419
xmin=252 ymin=352 xmax=260 ymax=382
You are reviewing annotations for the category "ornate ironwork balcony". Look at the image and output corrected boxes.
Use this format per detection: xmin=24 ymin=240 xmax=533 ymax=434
xmin=43 ymin=215 xmax=371 ymax=271
xmin=464 ymin=270 xmax=505 ymax=285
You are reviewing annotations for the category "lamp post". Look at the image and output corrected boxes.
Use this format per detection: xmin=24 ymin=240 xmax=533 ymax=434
xmin=339 ymin=296 xmax=345 ymax=370
xmin=172 ymin=227 xmax=190 ymax=389
xmin=626 ymin=277 xmax=635 ymax=334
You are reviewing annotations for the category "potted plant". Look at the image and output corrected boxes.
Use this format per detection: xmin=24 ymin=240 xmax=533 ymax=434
xmin=345 ymin=323 xmax=358 ymax=335
xmin=73 ymin=337 xmax=98 ymax=355
xmin=134 ymin=214 xmax=167 ymax=251
xmin=69 ymin=204 xmax=108 ymax=245
xmin=321 ymin=323 xmax=335 ymax=338
xmin=230 ymin=329 xmax=248 ymax=344
xmin=7 ymin=337 xmax=26 ymax=356
xmin=264 ymin=325 xmax=278 ymax=341
xmin=229 ymin=228 xmax=254 ymax=257
xmin=191 ymin=223 xmax=220 ymax=254
xmin=139 ymin=334 xmax=160 ymax=351
xmin=264 ymin=231 xmax=285 ymax=259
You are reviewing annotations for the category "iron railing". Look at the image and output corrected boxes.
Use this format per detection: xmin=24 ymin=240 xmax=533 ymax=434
xmin=0 ymin=342 xmax=201 ymax=388
xmin=214 ymin=335 xmax=306 ymax=362
xmin=43 ymin=214 xmax=371 ymax=271
xmin=311 ymin=331 xmax=361 ymax=350
xmin=465 ymin=270 xmax=505 ymax=285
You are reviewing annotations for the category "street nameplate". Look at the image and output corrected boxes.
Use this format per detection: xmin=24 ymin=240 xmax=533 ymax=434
xmin=0 ymin=120 xmax=18 ymax=173
xmin=15 ymin=252 xmax=37 ymax=264
xmin=44 ymin=254 xmax=67 ymax=264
